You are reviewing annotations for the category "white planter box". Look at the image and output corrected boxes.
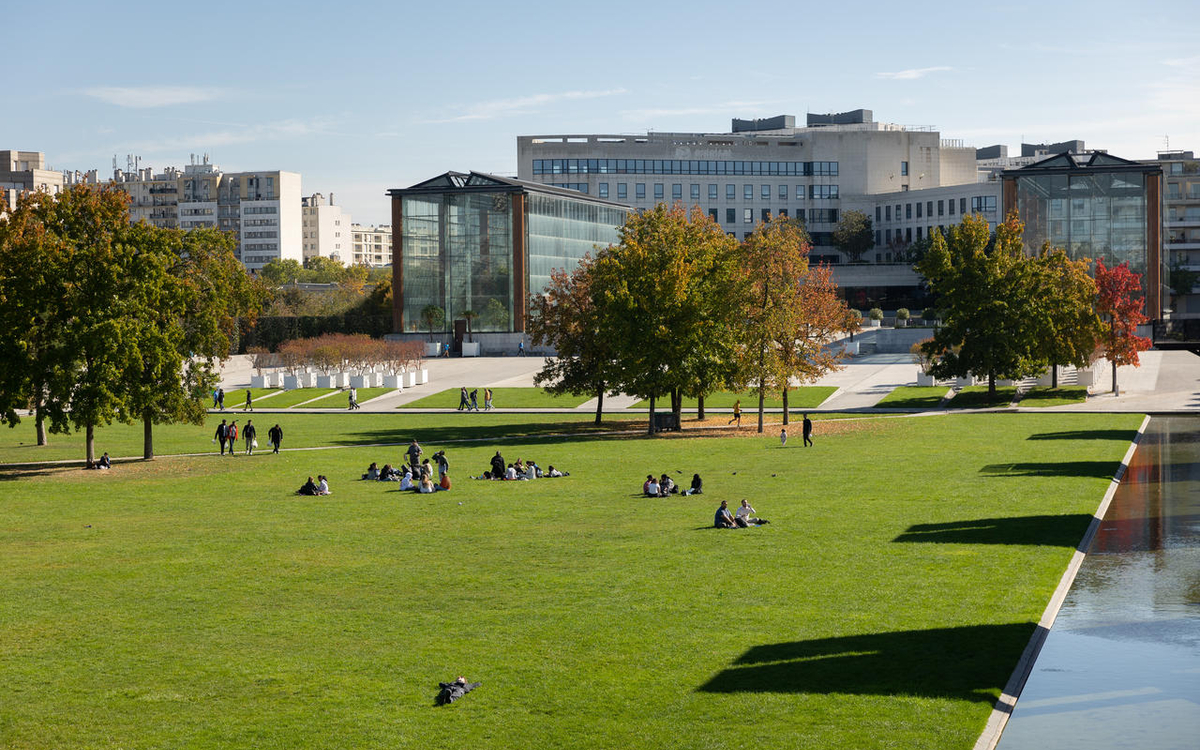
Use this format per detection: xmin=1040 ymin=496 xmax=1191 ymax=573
xmin=267 ymin=372 xmax=281 ymax=388
xmin=1077 ymin=368 xmax=1097 ymax=387
xmin=896 ymin=319 xmax=908 ymax=327
xmin=842 ymin=341 xmax=859 ymax=356
xmin=870 ymin=319 xmax=882 ymax=327
xmin=316 ymin=375 xmax=334 ymax=389
xmin=283 ymin=375 xmax=301 ymax=390
xmin=405 ymin=371 xmax=418 ymax=388
xmin=916 ymin=371 xmax=937 ymax=387
xmin=1035 ymin=372 xmax=1054 ymax=387
xmin=381 ymin=374 xmax=403 ymax=389
xmin=349 ymin=374 xmax=369 ymax=388
xmin=425 ymin=342 xmax=441 ymax=357
xmin=461 ymin=342 xmax=481 ymax=357
xmin=419 ymin=368 xmax=429 ymax=384
xmin=954 ymin=375 xmax=975 ymax=388
xmin=250 ymin=374 xmax=268 ymax=388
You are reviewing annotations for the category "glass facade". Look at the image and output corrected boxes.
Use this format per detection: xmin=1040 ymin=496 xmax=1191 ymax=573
xmin=527 ymin=193 xmax=627 ymax=301
xmin=531 ymin=158 xmax=838 ymax=176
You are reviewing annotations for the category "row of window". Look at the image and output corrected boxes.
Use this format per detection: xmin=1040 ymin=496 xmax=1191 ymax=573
xmin=245 ymin=231 xmax=278 ymax=239
xmin=243 ymin=206 xmax=278 ymax=215
xmin=877 ymin=196 xmax=996 ymax=223
xmin=877 ymin=225 xmax=952 ymax=246
xmin=532 ymin=158 xmax=838 ymax=177
xmin=243 ymin=243 xmax=278 ymax=251
xmin=702 ymin=207 xmax=840 ymax=225
xmin=552 ymin=182 xmax=838 ymax=202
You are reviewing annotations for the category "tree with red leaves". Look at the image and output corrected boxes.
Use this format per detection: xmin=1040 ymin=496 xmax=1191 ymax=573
xmin=1094 ymin=259 xmax=1151 ymax=395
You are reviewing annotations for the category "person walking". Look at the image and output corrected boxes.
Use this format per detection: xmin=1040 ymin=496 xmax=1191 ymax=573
xmin=802 ymin=413 xmax=814 ymax=447
xmin=348 ymin=387 xmax=359 ymax=410
xmin=728 ymin=399 xmax=741 ymax=427
xmin=406 ymin=439 xmax=422 ymax=471
xmin=780 ymin=427 xmax=788 ymax=447
xmin=268 ymin=423 xmax=283 ymax=454
xmin=227 ymin=421 xmax=238 ymax=455
xmin=244 ymin=389 xmax=253 ymax=411
xmin=484 ymin=387 xmax=493 ymax=411
xmin=217 ymin=388 xmax=225 ymax=411
xmin=469 ymin=388 xmax=479 ymax=412
xmin=244 ymin=420 xmax=257 ymax=455
xmin=215 ymin=419 xmax=229 ymax=455
xmin=457 ymin=386 xmax=469 ymax=411
xmin=517 ymin=341 xmax=525 ymax=357
xmin=212 ymin=388 xmax=220 ymax=409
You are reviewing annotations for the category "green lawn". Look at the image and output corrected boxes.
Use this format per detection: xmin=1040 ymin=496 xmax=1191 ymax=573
xmin=398 ymin=387 xmax=591 ymax=409
xmin=632 ymin=387 xmax=838 ymax=409
xmin=947 ymin=386 xmax=1019 ymax=409
xmin=1019 ymin=386 xmax=1089 ymax=408
xmin=218 ymin=388 xmax=283 ymax=407
xmin=875 ymin=386 xmax=951 ymax=409
xmin=251 ymin=388 xmax=337 ymax=409
xmin=304 ymin=388 xmax=395 ymax=409
xmin=0 ymin=412 xmax=1144 ymax=749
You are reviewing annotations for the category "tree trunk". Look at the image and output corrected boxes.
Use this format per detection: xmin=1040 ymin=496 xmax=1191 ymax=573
xmin=143 ymin=410 xmax=154 ymax=460
xmin=1051 ymin=364 xmax=1058 ymax=390
xmin=85 ymin=422 xmax=95 ymax=463
xmin=672 ymin=388 xmax=682 ymax=431
xmin=988 ymin=372 xmax=996 ymax=402
xmin=647 ymin=394 xmax=656 ymax=435
xmin=35 ymin=413 xmax=47 ymax=446
xmin=757 ymin=385 xmax=765 ymax=434
xmin=594 ymin=388 xmax=604 ymax=426
xmin=1112 ymin=361 xmax=1119 ymax=396
xmin=697 ymin=394 xmax=705 ymax=421
xmin=782 ymin=389 xmax=790 ymax=426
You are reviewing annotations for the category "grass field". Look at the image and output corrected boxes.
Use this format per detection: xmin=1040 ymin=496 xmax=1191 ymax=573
xmin=304 ymin=388 xmax=395 ymax=409
xmin=247 ymin=388 xmax=338 ymax=409
xmin=631 ymin=387 xmax=838 ymax=409
xmin=0 ymin=411 xmax=1143 ymax=749
xmin=398 ymin=387 xmax=591 ymax=409
xmin=1019 ymin=386 xmax=1089 ymax=408
xmin=218 ymin=388 xmax=283 ymax=406
xmin=875 ymin=386 xmax=951 ymax=409
xmin=947 ymin=386 xmax=1019 ymax=409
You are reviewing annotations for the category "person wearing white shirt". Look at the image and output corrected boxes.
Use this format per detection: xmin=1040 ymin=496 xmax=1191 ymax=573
xmin=646 ymin=478 xmax=660 ymax=496
xmin=506 ymin=465 xmax=518 ymax=480
xmin=734 ymin=500 xmax=756 ymax=527
xmin=316 ymin=476 xmax=330 ymax=495
xmin=400 ymin=471 xmax=414 ymax=491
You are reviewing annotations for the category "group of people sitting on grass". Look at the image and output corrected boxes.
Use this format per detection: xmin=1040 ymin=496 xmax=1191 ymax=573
xmin=472 ymin=451 xmax=567 ymax=481
xmin=84 ymin=453 xmax=112 ymax=470
xmin=297 ymin=475 xmax=331 ymax=495
xmin=643 ymin=473 xmax=702 ymax=497
xmin=714 ymin=499 xmax=768 ymax=528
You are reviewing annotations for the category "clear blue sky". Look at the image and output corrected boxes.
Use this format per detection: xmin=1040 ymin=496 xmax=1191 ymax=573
xmin=10 ymin=0 xmax=1198 ymax=225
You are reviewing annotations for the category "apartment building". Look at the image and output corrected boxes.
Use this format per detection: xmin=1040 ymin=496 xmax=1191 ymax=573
xmin=349 ymin=224 xmax=392 ymax=266
xmin=301 ymin=193 xmax=351 ymax=262
xmin=1155 ymin=150 xmax=1200 ymax=317
xmin=1 ymin=150 xmax=65 ymax=208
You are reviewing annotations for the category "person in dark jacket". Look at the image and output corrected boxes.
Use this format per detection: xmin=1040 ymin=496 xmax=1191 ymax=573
xmin=268 ymin=423 xmax=283 ymax=453
xmin=802 ymin=413 xmax=814 ymax=447
xmin=436 ymin=677 xmax=481 ymax=705
xmin=215 ymin=419 xmax=229 ymax=455
xmin=243 ymin=420 xmax=257 ymax=455
xmin=298 ymin=476 xmax=318 ymax=495
xmin=685 ymin=473 xmax=703 ymax=495
xmin=490 ymin=451 xmax=505 ymax=478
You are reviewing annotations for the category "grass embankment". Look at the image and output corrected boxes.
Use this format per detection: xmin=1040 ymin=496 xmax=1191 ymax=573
xmin=305 ymin=388 xmax=395 ymax=409
xmin=631 ymin=387 xmax=838 ymax=410
xmin=398 ymin=387 xmax=590 ymax=409
xmin=947 ymin=386 xmax=1019 ymax=409
xmin=0 ymin=412 xmax=1143 ymax=749
xmin=1019 ymin=386 xmax=1089 ymax=408
xmin=875 ymin=386 xmax=951 ymax=409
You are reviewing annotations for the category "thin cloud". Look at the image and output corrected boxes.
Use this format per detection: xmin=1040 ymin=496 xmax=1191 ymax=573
xmin=428 ymin=89 xmax=627 ymax=123
xmin=620 ymin=99 xmax=781 ymax=122
xmin=120 ymin=118 xmax=337 ymax=153
xmin=83 ymin=85 xmax=225 ymax=108
xmin=875 ymin=66 xmax=952 ymax=81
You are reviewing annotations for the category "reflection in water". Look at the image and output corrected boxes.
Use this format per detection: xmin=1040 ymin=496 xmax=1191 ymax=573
xmin=998 ymin=417 xmax=1200 ymax=749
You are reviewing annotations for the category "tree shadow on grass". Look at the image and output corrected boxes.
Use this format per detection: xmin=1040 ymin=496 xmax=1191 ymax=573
xmin=893 ymin=514 xmax=1093 ymax=547
xmin=1026 ymin=429 xmax=1139 ymax=442
xmin=979 ymin=461 xmax=1118 ymax=479
xmin=330 ymin=420 xmax=646 ymax=449
xmin=698 ymin=623 xmax=1036 ymax=703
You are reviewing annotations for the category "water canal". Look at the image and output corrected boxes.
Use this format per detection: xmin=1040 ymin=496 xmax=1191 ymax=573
xmin=996 ymin=416 xmax=1200 ymax=748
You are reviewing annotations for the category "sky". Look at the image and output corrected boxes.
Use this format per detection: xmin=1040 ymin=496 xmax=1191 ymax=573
xmin=9 ymin=0 xmax=1199 ymax=226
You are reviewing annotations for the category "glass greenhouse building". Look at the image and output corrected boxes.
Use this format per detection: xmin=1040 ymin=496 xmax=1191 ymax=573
xmin=388 ymin=172 xmax=629 ymax=335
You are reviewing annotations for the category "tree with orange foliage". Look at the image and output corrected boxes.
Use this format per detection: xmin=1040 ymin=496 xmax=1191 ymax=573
xmin=1094 ymin=259 xmax=1151 ymax=395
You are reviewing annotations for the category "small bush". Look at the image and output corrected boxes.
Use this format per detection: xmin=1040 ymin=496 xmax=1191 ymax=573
xmin=896 ymin=308 xmax=910 ymax=321
xmin=869 ymin=308 xmax=884 ymax=321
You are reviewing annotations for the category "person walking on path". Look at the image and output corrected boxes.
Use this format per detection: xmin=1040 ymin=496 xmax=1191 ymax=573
xmin=348 ymin=387 xmax=359 ymax=410
xmin=780 ymin=427 xmax=787 ymax=447
xmin=212 ymin=389 xmax=220 ymax=409
xmin=268 ymin=423 xmax=283 ymax=454
xmin=215 ymin=419 xmax=229 ymax=455
xmin=484 ymin=388 xmax=493 ymax=411
xmin=802 ymin=413 xmax=813 ymax=447
xmin=728 ymin=399 xmax=741 ymax=427
xmin=457 ymin=387 xmax=470 ymax=411
xmin=517 ymin=341 xmax=525 ymax=357
xmin=244 ymin=389 xmax=253 ymax=411
xmin=469 ymin=389 xmax=479 ymax=412
xmin=217 ymin=388 xmax=225 ymax=411
xmin=244 ymin=420 xmax=257 ymax=455
xmin=406 ymin=439 xmax=423 ymax=471
xmin=227 ymin=421 xmax=238 ymax=455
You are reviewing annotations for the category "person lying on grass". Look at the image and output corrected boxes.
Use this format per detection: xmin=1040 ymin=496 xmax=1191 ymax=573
xmin=379 ymin=464 xmax=401 ymax=481
xmin=714 ymin=500 xmax=737 ymax=528
xmin=436 ymin=676 xmax=481 ymax=706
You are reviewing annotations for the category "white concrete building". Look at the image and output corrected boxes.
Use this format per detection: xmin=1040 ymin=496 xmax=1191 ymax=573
xmin=349 ymin=224 xmax=391 ymax=266
xmin=301 ymin=193 xmax=351 ymax=262
xmin=1 ymin=150 xmax=64 ymax=209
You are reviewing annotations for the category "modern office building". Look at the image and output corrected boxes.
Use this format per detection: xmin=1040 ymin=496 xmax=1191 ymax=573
xmin=301 ymin=193 xmax=351 ymax=262
xmin=349 ymin=224 xmax=392 ymax=267
xmin=387 ymin=171 xmax=629 ymax=346
xmin=1 ymin=150 xmax=64 ymax=208
xmin=1003 ymin=151 xmax=1165 ymax=321
xmin=1155 ymin=150 xmax=1200 ymax=318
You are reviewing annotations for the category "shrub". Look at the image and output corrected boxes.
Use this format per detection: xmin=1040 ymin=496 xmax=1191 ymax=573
xmin=869 ymin=307 xmax=884 ymax=321
xmin=896 ymin=308 xmax=910 ymax=321
xmin=923 ymin=308 xmax=939 ymax=322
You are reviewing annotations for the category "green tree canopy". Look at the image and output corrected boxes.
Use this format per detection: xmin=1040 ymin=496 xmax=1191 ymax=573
xmin=831 ymin=209 xmax=874 ymax=264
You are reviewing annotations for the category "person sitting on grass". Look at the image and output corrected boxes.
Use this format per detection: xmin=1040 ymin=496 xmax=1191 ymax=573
xmin=298 ymin=476 xmax=319 ymax=495
xmin=659 ymin=473 xmax=676 ymax=496
xmin=473 ymin=470 xmax=493 ymax=480
xmin=685 ymin=473 xmax=703 ymax=495
xmin=316 ymin=475 xmax=330 ymax=495
xmin=645 ymin=476 xmax=660 ymax=497
xmin=418 ymin=474 xmax=436 ymax=493
xmin=439 ymin=471 xmax=451 ymax=491
xmin=98 ymin=452 xmax=112 ymax=470
xmin=547 ymin=465 xmax=565 ymax=477
xmin=363 ymin=462 xmax=380 ymax=480
xmin=734 ymin=499 xmax=757 ymax=527
xmin=380 ymin=464 xmax=401 ymax=481
xmin=399 ymin=468 xmax=414 ymax=491
xmin=525 ymin=460 xmax=538 ymax=480
xmin=505 ymin=463 xmax=518 ymax=480
xmin=714 ymin=500 xmax=737 ymax=528
xmin=490 ymin=451 xmax=506 ymax=477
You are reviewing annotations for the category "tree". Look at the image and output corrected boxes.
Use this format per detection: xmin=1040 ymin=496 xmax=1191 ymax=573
xmin=303 ymin=255 xmax=347 ymax=283
xmin=420 ymin=305 xmax=445 ymax=341
xmin=589 ymin=204 xmax=741 ymax=434
xmin=461 ymin=310 xmax=479 ymax=343
xmin=1094 ymin=259 xmax=1151 ymax=395
xmin=527 ymin=257 xmax=616 ymax=425
xmin=831 ymin=209 xmax=874 ymax=264
xmin=258 ymin=258 xmax=305 ymax=286
xmin=1032 ymin=246 xmax=1101 ymax=389
xmin=917 ymin=213 xmax=1043 ymax=401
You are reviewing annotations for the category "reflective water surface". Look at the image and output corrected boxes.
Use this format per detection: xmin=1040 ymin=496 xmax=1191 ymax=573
xmin=998 ymin=417 xmax=1200 ymax=748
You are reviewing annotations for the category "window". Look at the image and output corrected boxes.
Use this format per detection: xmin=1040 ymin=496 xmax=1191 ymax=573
xmin=916 ymin=227 xmax=923 ymax=240
xmin=744 ymin=208 xmax=753 ymax=223
xmin=971 ymin=196 xmax=997 ymax=213
xmin=1168 ymin=183 xmax=1182 ymax=199
xmin=796 ymin=185 xmax=804 ymax=200
xmin=690 ymin=184 xmax=699 ymax=200
xmin=960 ymin=197 xmax=967 ymax=214
xmin=948 ymin=197 xmax=955 ymax=216
xmin=598 ymin=183 xmax=609 ymax=198
xmin=809 ymin=185 xmax=839 ymax=199
xmin=876 ymin=206 xmax=881 ymax=222
xmin=636 ymin=183 xmax=646 ymax=199
xmin=927 ymin=201 xmax=933 ymax=217
xmin=618 ymin=183 xmax=628 ymax=199
xmin=895 ymin=204 xmax=901 ymax=220
xmin=708 ymin=184 xmax=718 ymax=200
xmin=901 ymin=161 xmax=909 ymax=176
xmin=875 ymin=230 xmax=881 ymax=246
xmin=917 ymin=202 xmax=923 ymax=219
xmin=906 ymin=204 xmax=912 ymax=220
xmin=654 ymin=184 xmax=664 ymax=200
xmin=905 ymin=227 xmax=912 ymax=243
xmin=885 ymin=228 xmax=891 ymax=243
xmin=779 ymin=209 xmax=788 ymax=218
xmin=744 ymin=184 xmax=753 ymax=200
xmin=761 ymin=208 xmax=771 ymax=222
xmin=937 ymin=200 xmax=944 ymax=216
xmin=761 ymin=184 xmax=771 ymax=199
xmin=708 ymin=208 xmax=718 ymax=222
xmin=809 ymin=209 xmax=838 ymax=223
xmin=779 ymin=185 xmax=788 ymax=200
xmin=1171 ymin=163 xmax=1184 ymax=175
xmin=885 ymin=205 xmax=891 ymax=221
xmin=672 ymin=184 xmax=682 ymax=200
xmin=726 ymin=184 xmax=736 ymax=199
xmin=726 ymin=208 xmax=736 ymax=223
